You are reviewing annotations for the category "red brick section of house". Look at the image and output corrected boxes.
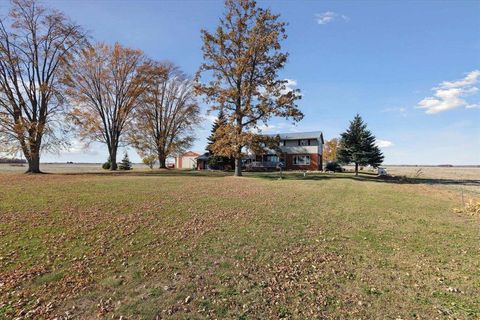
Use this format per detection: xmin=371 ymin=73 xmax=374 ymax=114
xmin=285 ymin=153 xmax=322 ymax=171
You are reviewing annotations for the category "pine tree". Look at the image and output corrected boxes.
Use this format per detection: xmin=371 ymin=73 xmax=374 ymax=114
xmin=206 ymin=109 xmax=227 ymax=153
xmin=206 ymin=110 xmax=232 ymax=169
xmin=337 ymin=114 xmax=384 ymax=176
xmin=119 ymin=152 xmax=133 ymax=170
xmin=102 ymin=157 xmax=112 ymax=170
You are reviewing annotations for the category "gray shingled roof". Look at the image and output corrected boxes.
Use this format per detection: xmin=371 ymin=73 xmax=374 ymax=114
xmin=267 ymin=131 xmax=323 ymax=140
xmin=196 ymin=152 xmax=210 ymax=160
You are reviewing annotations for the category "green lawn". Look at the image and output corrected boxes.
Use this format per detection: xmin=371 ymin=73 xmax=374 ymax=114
xmin=0 ymin=171 xmax=479 ymax=319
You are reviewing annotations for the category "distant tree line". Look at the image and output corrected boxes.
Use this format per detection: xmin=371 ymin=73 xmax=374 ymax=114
xmin=0 ymin=157 xmax=26 ymax=164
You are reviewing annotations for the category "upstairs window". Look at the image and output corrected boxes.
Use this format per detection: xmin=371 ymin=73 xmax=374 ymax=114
xmin=293 ymin=155 xmax=311 ymax=165
xmin=298 ymin=139 xmax=310 ymax=146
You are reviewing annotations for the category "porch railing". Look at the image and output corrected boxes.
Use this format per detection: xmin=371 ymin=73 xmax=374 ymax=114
xmin=246 ymin=161 xmax=280 ymax=168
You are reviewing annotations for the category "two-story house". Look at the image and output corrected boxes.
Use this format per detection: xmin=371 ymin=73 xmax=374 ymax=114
xmin=246 ymin=131 xmax=324 ymax=171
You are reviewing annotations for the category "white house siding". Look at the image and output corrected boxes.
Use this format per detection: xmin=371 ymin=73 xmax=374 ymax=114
xmin=281 ymin=141 xmax=323 ymax=155
xmin=283 ymin=139 xmax=319 ymax=147
xmin=181 ymin=156 xmax=197 ymax=169
xmin=280 ymin=145 xmax=319 ymax=154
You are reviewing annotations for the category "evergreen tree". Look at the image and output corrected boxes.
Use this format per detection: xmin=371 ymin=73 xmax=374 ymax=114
xmin=206 ymin=110 xmax=232 ymax=169
xmin=119 ymin=152 xmax=133 ymax=170
xmin=206 ymin=109 xmax=227 ymax=153
xmin=337 ymin=114 xmax=384 ymax=176
xmin=102 ymin=157 xmax=112 ymax=170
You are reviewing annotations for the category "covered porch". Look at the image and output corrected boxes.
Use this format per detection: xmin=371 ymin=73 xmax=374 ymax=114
xmin=244 ymin=154 xmax=283 ymax=170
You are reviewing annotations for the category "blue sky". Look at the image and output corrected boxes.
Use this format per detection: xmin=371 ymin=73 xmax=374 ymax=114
xmin=39 ymin=0 xmax=479 ymax=165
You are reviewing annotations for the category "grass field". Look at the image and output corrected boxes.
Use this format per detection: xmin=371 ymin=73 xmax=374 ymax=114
xmin=1 ymin=168 xmax=479 ymax=319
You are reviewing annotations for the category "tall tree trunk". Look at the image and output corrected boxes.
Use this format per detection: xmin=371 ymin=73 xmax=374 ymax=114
xmin=234 ymin=115 xmax=243 ymax=176
xmin=25 ymin=139 xmax=42 ymax=174
xmin=234 ymin=157 xmax=242 ymax=177
xmin=158 ymin=148 xmax=167 ymax=169
xmin=355 ymin=162 xmax=359 ymax=176
xmin=110 ymin=148 xmax=118 ymax=171
xmin=26 ymin=152 xmax=41 ymax=173
xmin=159 ymin=156 xmax=167 ymax=169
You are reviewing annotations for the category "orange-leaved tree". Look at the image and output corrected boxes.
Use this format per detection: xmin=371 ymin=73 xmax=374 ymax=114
xmin=195 ymin=0 xmax=303 ymax=176
xmin=64 ymin=43 xmax=150 ymax=170
xmin=323 ymin=138 xmax=339 ymax=162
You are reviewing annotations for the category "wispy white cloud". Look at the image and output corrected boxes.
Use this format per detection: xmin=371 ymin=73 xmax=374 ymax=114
xmin=381 ymin=107 xmax=408 ymax=117
xmin=60 ymin=139 xmax=98 ymax=156
xmin=416 ymin=70 xmax=480 ymax=114
xmin=376 ymin=139 xmax=394 ymax=148
xmin=252 ymin=122 xmax=300 ymax=134
xmin=258 ymin=78 xmax=300 ymax=96
xmin=315 ymin=11 xmax=349 ymax=25
xmin=281 ymin=78 xmax=299 ymax=95
xmin=66 ymin=139 xmax=85 ymax=153
xmin=204 ymin=114 xmax=217 ymax=124
xmin=256 ymin=124 xmax=277 ymax=133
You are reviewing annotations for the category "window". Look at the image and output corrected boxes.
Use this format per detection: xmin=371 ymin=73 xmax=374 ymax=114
xmin=266 ymin=155 xmax=279 ymax=162
xmin=298 ymin=139 xmax=310 ymax=146
xmin=293 ymin=155 xmax=311 ymax=165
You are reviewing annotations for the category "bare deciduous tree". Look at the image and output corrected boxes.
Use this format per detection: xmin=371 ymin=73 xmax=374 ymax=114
xmin=0 ymin=0 xmax=86 ymax=173
xmin=130 ymin=62 xmax=201 ymax=168
xmin=64 ymin=43 xmax=150 ymax=170
xmin=195 ymin=0 xmax=303 ymax=176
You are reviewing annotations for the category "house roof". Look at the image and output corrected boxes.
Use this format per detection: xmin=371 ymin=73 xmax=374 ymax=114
xmin=196 ymin=152 xmax=210 ymax=161
xmin=179 ymin=151 xmax=200 ymax=157
xmin=267 ymin=131 xmax=323 ymax=141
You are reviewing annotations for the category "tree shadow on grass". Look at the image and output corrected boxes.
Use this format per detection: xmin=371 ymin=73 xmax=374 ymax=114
xmin=57 ymin=169 xmax=230 ymax=178
xmin=54 ymin=169 xmax=480 ymax=189
xmin=248 ymin=171 xmax=480 ymax=188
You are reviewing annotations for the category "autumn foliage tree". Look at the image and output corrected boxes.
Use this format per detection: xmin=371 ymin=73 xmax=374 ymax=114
xmin=64 ymin=43 xmax=150 ymax=170
xmin=0 ymin=0 xmax=86 ymax=173
xmin=323 ymin=138 xmax=339 ymax=162
xmin=206 ymin=109 xmax=232 ymax=169
xmin=129 ymin=62 xmax=201 ymax=168
xmin=195 ymin=0 xmax=303 ymax=176
xmin=142 ymin=154 xmax=156 ymax=169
